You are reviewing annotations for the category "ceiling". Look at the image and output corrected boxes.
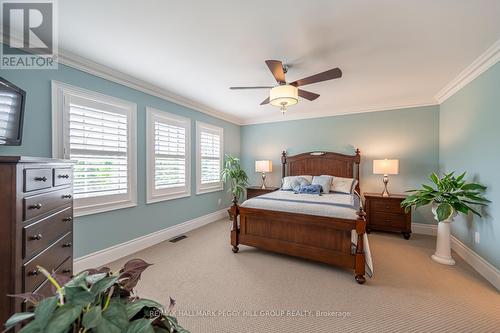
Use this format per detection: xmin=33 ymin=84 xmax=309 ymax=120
xmin=57 ymin=0 xmax=500 ymax=124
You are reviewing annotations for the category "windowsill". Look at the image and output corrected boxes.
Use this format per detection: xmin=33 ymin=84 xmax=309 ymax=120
xmin=74 ymin=199 xmax=137 ymax=217
xmin=196 ymin=185 xmax=223 ymax=195
xmin=146 ymin=192 xmax=191 ymax=204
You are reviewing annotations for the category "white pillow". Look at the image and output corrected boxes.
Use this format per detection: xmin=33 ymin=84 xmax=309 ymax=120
xmin=312 ymin=175 xmax=333 ymax=193
xmin=330 ymin=176 xmax=358 ymax=194
xmin=281 ymin=176 xmax=311 ymax=191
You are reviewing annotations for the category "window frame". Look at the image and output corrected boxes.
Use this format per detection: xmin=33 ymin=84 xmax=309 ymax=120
xmin=51 ymin=80 xmax=137 ymax=217
xmin=196 ymin=121 xmax=224 ymax=195
xmin=146 ymin=107 xmax=191 ymax=204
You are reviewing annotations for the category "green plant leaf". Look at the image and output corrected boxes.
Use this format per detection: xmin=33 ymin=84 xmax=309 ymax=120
xmin=4 ymin=312 xmax=35 ymax=330
xmin=461 ymin=183 xmax=487 ymax=191
xmin=82 ymin=305 xmax=103 ymax=329
xmin=33 ymin=296 xmax=58 ymax=328
xmin=64 ymin=271 xmax=90 ymax=290
xmin=124 ymin=319 xmax=154 ymax=333
xmin=86 ymin=273 xmax=108 ymax=285
xmin=45 ymin=305 xmax=83 ymax=333
xmin=64 ymin=286 xmax=95 ymax=306
xmin=126 ymin=299 xmax=164 ymax=320
xmin=91 ymin=275 xmax=118 ymax=296
xmin=429 ymin=173 xmax=439 ymax=185
xmin=436 ymin=203 xmax=453 ymax=222
xmin=97 ymin=299 xmax=129 ymax=333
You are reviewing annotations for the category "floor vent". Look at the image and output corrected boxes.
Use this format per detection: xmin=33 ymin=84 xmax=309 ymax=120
xmin=169 ymin=235 xmax=187 ymax=243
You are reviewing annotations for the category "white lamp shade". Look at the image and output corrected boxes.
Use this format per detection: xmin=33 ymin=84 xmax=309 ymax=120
xmin=373 ymin=159 xmax=399 ymax=175
xmin=255 ymin=160 xmax=272 ymax=173
xmin=269 ymin=85 xmax=298 ymax=107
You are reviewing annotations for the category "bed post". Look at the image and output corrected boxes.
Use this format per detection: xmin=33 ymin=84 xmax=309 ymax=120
xmin=281 ymin=151 xmax=287 ymax=179
xmin=354 ymin=148 xmax=361 ymax=194
xmin=230 ymin=196 xmax=239 ymax=253
xmin=355 ymin=207 xmax=367 ymax=284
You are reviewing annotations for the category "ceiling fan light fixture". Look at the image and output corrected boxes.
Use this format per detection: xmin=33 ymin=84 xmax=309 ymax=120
xmin=269 ymin=85 xmax=298 ymax=110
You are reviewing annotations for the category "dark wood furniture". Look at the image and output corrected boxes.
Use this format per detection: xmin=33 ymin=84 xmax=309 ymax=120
xmin=0 ymin=156 xmax=74 ymax=326
xmin=364 ymin=193 xmax=411 ymax=239
xmin=230 ymin=150 xmax=368 ymax=284
xmin=246 ymin=186 xmax=280 ymax=199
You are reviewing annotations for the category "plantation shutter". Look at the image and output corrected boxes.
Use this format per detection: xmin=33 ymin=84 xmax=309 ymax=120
xmin=154 ymin=121 xmax=186 ymax=189
xmin=68 ymin=100 xmax=129 ymax=199
xmin=200 ymin=130 xmax=221 ymax=184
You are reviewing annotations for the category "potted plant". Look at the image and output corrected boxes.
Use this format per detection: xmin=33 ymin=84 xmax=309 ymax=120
xmin=401 ymin=172 xmax=490 ymax=265
xmin=221 ymin=154 xmax=249 ymax=205
xmin=4 ymin=259 xmax=189 ymax=333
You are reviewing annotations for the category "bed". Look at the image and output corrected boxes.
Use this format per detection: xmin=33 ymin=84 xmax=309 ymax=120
xmin=229 ymin=149 xmax=371 ymax=284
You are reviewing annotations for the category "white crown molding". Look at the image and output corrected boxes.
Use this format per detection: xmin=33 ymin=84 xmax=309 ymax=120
xmin=74 ymin=208 xmax=229 ymax=271
xmin=56 ymin=49 xmax=243 ymax=125
xmin=435 ymin=38 xmax=500 ymax=104
xmin=240 ymin=102 xmax=438 ymax=125
xmin=413 ymin=223 xmax=499 ymax=290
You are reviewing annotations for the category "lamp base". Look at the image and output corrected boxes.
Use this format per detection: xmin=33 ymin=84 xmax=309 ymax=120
xmin=261 ymin=173 xmax=267 ymax=189
xmin=381 ymin=175 xmax=390 ymax=197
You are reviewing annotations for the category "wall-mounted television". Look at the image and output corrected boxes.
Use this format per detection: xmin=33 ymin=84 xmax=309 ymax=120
xmin=0 ymin=77 xmax=26 ymax=146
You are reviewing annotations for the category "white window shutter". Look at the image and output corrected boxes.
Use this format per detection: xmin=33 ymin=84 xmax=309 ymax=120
xmin=196 ymin=121 xmax=223 ymax=194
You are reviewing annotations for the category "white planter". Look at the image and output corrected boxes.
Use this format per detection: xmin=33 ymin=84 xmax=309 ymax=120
xmin=431 ymin=205 xmax=457 ymax=265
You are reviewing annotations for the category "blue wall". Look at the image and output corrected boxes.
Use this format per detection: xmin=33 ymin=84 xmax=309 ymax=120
xmin=241 ymin=106 xmax=440 ymax=224
xmin=440 ymin=62 xmax=500 ymax=270
xmin=0 ymin=64 xmax=240 ymax=258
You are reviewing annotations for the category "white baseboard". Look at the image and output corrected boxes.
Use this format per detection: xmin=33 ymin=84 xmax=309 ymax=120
xmin=74 ymin=208 xmax=229 ymax=272
xmin=413 ymin=223 xmax=499 ymax=290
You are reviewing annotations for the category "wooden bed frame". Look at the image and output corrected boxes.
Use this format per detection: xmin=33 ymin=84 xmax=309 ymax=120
xmin=230 ymin=149 xmax=368 ymax=284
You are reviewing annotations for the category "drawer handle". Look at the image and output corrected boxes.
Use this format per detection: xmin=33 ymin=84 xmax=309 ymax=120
xmin=62 ymin=242 xmax=72 ymax=248
xmin=62 ymin=194 xmax=72 ymax=199
xmin=63 ymin=217 xmax=73 ymax=222
xmin=28 ymin=269 xmax=39 ymax=276
xmin=29 ymin=203 xmax=42 ymax=210
xmin=30 ymin=233 xmax=43 ymax=241
xmin=34 ymin=176 xmax=47 ymax=182
xmin=58 ymin=174 xmax=70 ymax=179
xmin=385 ymin=205 xmax=390 ymax=209
xmin=62 ymin=269 xmax=71 ymax=274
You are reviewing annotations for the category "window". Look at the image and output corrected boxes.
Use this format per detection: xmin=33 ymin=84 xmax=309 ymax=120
xmin=146 ymin=107 xmax=191 ymax=203
xmin=196 ymin=121 xmax=223 ymax=194
xmin=52 ymin=81 xmax=137 ymax=216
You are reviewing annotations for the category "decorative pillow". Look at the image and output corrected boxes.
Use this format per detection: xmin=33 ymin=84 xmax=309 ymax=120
xmin=282 ymin=176 xmax=311 ymax=191
xmin=296 ymin=184 xmax=322 ymax=195
xmin=311 ymin=175 xmax=333 ymax=193
xmin=330 ymin=176 xmax=358 ymax=194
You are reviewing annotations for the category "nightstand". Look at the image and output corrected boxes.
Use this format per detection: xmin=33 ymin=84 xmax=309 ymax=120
xmin=246 ymin=186 xmax=280 ymax=199
xmin=364 ymin=193 xmax=412 ymax=239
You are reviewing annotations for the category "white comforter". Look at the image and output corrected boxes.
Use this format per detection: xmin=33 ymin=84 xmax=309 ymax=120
xmin=240 ymin=190 xmax=374 ymax=277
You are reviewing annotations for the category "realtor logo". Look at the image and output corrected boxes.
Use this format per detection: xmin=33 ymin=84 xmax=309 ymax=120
xmin=1 ymin=0 xmax=58 ymax=69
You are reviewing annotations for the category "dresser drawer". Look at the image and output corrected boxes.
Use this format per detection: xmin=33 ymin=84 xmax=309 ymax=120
xmin=371 ymin=199 xmax=405 ymax=215
xmin=23 ymin=188 xmax=73 ymax=221
xmin=23 ymin=233 xmax=72 ymax=292
xmin=24 ymin=168 xmax=52 ymax=192
xmin=53 ymin=168 xmax=73 ymax=187
xmin=370 ymin=212 xmax=407 ymax=228
xmin=23 ymin=207 xmax=73 ymax=260
xmin=24 ymin=257 xmax=73 ymax=311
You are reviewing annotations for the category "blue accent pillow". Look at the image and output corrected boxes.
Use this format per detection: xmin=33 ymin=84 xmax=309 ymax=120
xmin=296 ymin=184 xmax=322 ymax=195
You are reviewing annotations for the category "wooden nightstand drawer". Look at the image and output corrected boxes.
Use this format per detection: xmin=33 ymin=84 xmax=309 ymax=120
xmin=370 ymin=212 xmax=407 ymax=228
xmin=371 ymin=200 xmax=405 ymax=215
xmin=246 ymin=186 xmax=279 ymax=200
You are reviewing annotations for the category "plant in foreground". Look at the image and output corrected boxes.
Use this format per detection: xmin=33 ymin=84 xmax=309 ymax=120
xmin=4 ymin=259 xmax=189 ymax=333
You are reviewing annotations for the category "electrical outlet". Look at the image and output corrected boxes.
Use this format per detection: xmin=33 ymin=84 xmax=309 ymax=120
xmin=474 ymin=231 xmax=480 ymax=244
xmin=218 ymin=198 xmax=222 ymax=206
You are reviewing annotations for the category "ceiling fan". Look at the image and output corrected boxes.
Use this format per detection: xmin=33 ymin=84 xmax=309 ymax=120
xmin=230 ymin=60 xmax=342 ymax=113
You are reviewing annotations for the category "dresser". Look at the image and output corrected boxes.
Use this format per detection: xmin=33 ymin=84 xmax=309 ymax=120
xmin=246 ymin=186 xmax=280 ymax=199
xmin=0 ymin=156 xmax=74 ymax=325
xmin=364 ymin=193 xmax=412 ymax=239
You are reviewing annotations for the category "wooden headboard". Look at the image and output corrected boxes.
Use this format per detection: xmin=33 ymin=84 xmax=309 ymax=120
xmin=281 ymin=149 xmax=361 ymax=193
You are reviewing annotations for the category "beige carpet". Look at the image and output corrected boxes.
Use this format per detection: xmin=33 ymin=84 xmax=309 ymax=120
xmin=108 ymin=219 xmax=500 ymax=333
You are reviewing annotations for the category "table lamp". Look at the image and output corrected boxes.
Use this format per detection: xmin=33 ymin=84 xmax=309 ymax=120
xmin=373 ymin=159 xmax=399 ymax=197
xmin=255 ymin=160 xmax=272 ymax=189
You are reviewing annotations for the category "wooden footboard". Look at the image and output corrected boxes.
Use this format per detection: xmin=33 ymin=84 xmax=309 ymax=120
xmin=230 ymin=202 xmax=367 ymax=284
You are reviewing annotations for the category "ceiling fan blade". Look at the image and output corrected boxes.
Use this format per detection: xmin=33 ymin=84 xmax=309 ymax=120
xmin=298 ymin=89 xmax=320 ymax=101
xmin=290 ymin=68 xmax=342 ymax=87
xmin=230 ymin=86 xmax=274 ymax=90
xmin=260 ymin=97 xmax=270 ymax=105
xmin=265 ymin=60 xmax=286 ymax=84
